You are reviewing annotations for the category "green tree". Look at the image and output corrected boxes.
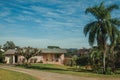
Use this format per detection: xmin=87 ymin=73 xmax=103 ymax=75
xmin=17 ymin=47 xmax=41 ymax=65
xmin=114 ymin=34 xmax=120 ymax=69
xmin=90 ymin=49 xmax=103 ymax=73
xmin=0 ymin=51 xmax=4 ymax=63
xmin=3 ymin=41 xmax=16 ymax=50
xmin=47 ymin=46 xmax=60 ymax=49
xmin=84 ymin=2 xmax=120 ymax=73
xmin=72 ymin=55 xmax=78 ymax=66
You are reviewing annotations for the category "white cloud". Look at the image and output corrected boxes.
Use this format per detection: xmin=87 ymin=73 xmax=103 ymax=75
xmin=31 ymin=6 xmax=49 ymax=13
xmin=0 ymin=37 xmax=89 ymax=49
xmin=22 ymin=10 xmax=34 ymax=15
xmin=12 ymin=14 xmax=40 ymax=23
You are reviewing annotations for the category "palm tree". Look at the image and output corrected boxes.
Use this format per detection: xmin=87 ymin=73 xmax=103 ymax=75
xmin=84 ymin=2 xmax=120 ymax=73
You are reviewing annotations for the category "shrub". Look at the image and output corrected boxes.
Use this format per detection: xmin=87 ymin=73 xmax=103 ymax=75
xmin=63 ymin=58 xmax=72 ymax=66
xmin=76 ymin=56 xmax=89 ymax=66
xmin=0 ymin=51 xmax=4 ymax=63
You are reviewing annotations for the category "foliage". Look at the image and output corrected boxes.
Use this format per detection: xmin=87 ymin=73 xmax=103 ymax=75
xmin=84 ymin=2 xmax=120 ymax=74
xmin=117 ymin=33 xmax=120 ymax=43
xmin=63 ymin=55 xmax=79 ymax=67
xmin=76 ymin=56 xmax=89 ymax=66
xmin=3 ymin=41 xmax=16 ymax=50
xmin=47 ymin=46 xmax=60 ymax=49
xmin=65 ymin=49 xmax=77 ymax=57
xmin=63 ymin=58 xmax=72 ymax=66
xmin=115 ymin=42 xmax=120 ymax=68
xmin=0 ymin=51 xmax=4 ymax=63
xmin=17 ymin=47 xmax=41 ymax=65
xmin=72 ymin=55 xmax=78 ymax=66
xmin=89 ymin=49 xmax=103 ymax=73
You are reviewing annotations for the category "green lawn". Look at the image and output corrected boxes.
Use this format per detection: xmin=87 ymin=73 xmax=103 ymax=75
xmin=18 ymin=63 xmax=120 ymax=78
xmin=0 ymin=68 xmax=38 ymax=80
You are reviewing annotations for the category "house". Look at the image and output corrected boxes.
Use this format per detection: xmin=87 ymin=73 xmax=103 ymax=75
xmin=4 ymin=48 xmax=67 ymax=65
xmin=4 ymin=49 xmax=17 ymax=64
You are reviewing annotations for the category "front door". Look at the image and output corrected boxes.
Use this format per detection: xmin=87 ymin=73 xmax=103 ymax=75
xmin=15 ymin=55 xmax=18 ymax=63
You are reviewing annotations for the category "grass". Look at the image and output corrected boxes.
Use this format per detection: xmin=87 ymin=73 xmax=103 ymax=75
xmin=17 ymin=63 xmax=120 ymax=79
xmin=0 ymin=68 xmax=38 ymax=80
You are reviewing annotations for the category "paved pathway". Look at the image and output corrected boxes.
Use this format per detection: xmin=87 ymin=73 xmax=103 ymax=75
xmin=0 ymin=65 xmax=119 ymax=80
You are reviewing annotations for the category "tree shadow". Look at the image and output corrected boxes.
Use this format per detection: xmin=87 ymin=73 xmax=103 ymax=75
xmin=23 ymin=65 xmax=70 ymax=72
xmin=67 ymin=67 xmax=93 ymax=73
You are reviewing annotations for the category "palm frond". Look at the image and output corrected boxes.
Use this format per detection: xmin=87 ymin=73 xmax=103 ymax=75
xmin=85 ymin=7 xmax=100 ymax=20
xmin=99 ymin=1 xmax=105 ymax=9
xmin=89 ymin=23 xmax=98 ymax=46
xmin=109 ymin=25 xmax=119 ymax=48
xmin=84 ymin=21 xmax=98 ymax=36
xmin=107 ymin=4 xmax=119 ymax=12
xmin=110 ymin=18 xmax=120 ymax=26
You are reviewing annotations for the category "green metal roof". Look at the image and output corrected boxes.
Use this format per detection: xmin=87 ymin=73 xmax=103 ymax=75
xmin=40 ymin=48 xmax=67 ymax=54
xmin=4 ymin=48 xmax=67 ymax=55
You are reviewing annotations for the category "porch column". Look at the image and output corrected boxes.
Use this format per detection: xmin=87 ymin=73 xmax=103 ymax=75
xmin=60 ymin=54 xmax=64 ymax=64
xmin=13 ymin=55 xmax=15 ymax=64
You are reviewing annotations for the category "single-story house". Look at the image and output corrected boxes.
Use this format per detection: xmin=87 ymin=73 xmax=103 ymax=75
xmin=4 ymin=48 xmax=67 ymax=65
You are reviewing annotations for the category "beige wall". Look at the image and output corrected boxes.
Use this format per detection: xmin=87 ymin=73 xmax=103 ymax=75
xmin=5 ymin=55 xmax=15 ymax=64
xmin=5 ymin=56 xmax=10 ymax=64
xmin=5 ymin=53 xmax=65 ymax=64
xmin=60 ymin=53 xmax=64 ymax=64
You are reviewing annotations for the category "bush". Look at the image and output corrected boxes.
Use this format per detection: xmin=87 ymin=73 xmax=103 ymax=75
xmin=76 ymin=56 xmax=89 ymax=66
xmin=106 ymin=67 xmax=112 ymax=74
xmin=63 ymin=58 xmax=72 ymax=66
xmin=0 ymin=51 xmax=4 ymax=63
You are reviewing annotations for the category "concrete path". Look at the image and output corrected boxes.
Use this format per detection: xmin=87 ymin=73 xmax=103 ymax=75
xmin=0 ymin=65 xmax=119 ymax=80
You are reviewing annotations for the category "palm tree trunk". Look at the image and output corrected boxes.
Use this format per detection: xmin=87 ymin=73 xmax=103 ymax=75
xmin=111 ymin=50 xmax=115 ymax=73
xmin=103 ymin=52 xmax=106 ymax=74
xmin=103 ymin=44 xmax=107 ymax=74
xmin=110 ymin=42 xmax=116 ymax=73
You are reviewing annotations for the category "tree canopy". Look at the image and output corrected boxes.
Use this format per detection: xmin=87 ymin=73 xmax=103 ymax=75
xmin=3 ymin=41 xmax=16 ymax=50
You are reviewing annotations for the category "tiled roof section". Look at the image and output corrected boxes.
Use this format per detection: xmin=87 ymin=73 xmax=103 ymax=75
xmin=41 ymin=48 xmax=67 ymax=54
xmin=4 ymin=49 xmax=17 ymax=55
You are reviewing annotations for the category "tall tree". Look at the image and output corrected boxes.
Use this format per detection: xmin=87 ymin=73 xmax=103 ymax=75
xmin=0 ymin=50 xmax=4 ymax=63
xmin=3 ymin=41 xmax=16 ymax=50
xmin=84 ymin=2 xmax=120 ymax=73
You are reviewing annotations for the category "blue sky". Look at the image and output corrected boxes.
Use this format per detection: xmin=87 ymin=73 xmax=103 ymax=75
xmin=0 ymin=0 xmax=120 ymax=48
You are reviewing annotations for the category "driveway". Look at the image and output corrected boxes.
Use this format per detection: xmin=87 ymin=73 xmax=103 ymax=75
xmin=0 ymin=65 xmax=119 ymax=80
